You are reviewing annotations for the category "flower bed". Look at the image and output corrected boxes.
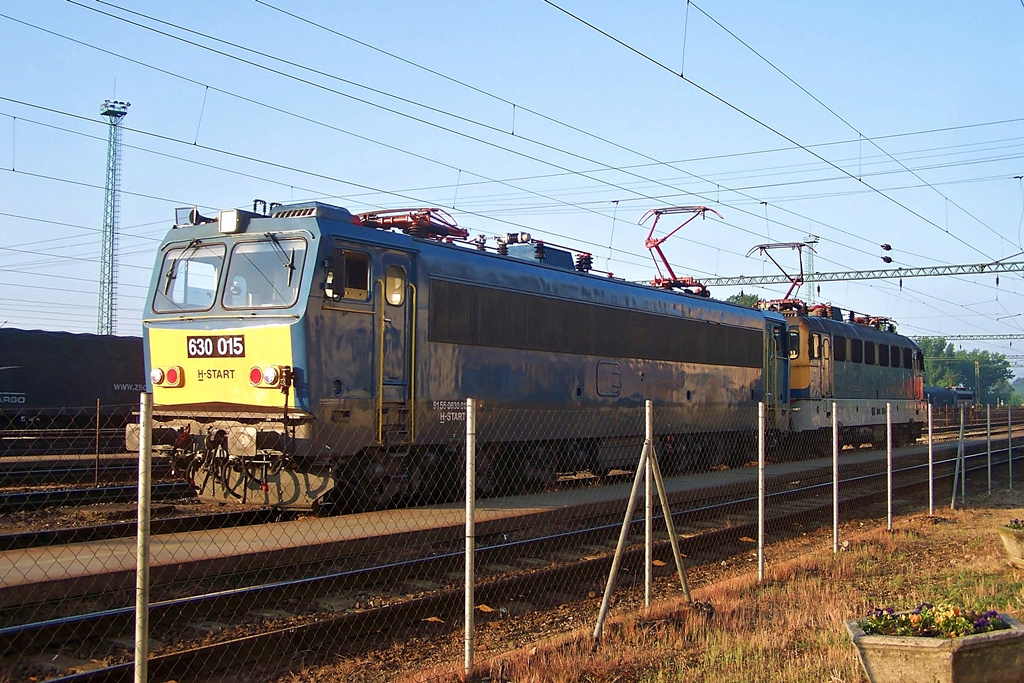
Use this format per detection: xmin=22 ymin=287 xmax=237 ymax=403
xmin=998 ymin=520 xmax=1024 ymax=568
xmin=846 ymin=606 xmax=1024 ymax=683
xmin=860 ymin=603 xmax=1009 ymax=638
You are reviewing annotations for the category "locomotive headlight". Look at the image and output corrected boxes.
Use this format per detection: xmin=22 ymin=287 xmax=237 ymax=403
xmin=150 ymin=368 xmax=165 ymax=385
xmin=263 ymin=366 xmax=280 ymax=386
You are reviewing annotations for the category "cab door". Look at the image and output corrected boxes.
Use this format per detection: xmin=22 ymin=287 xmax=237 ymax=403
xmin=379 ymin=252 xmax=412 ymax=403
xmin=821 ymin=335 xmax=833 ymax=397
xmin=764 ymin=322 xmax=786 ymax=425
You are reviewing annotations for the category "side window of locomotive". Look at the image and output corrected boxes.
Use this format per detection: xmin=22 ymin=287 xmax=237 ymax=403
xmin=809 ymin=333 xmax=821 ymax=359
xmin=154 ymin=243 xmax=225 ymax=313
xmin=788 ymin=330 xmax=800 ymax=359
xmin=344 ymin=251 xmax=370 ymax=299
xmin=915 ymin=350 xmax=924 ymax=371
xmin=385 ymin=265 xmax=405 ymax=306
xmin=822 ymin=336 xmax=830 ymax=359
xmin=892 ymin=345 xmax=901 ymax=368
xmin=834 ymin=335 xmax=847 ymax=362
xmin=878 ymin=343 xmax=890 ymax=367
xmin=851 ymin=338 xmax=863 ymax=364
xmin=864 ymin=341 xmax=876 ymax=365
xmin=223 ymin=237 xmax=307 ymax=309
xmin=324 ymin=249 xmax=371 ymax=302
xmin=774 ymin=326 xmax=786 ymax=358
xmin=903 ymin=347 xmax=913 ymax=369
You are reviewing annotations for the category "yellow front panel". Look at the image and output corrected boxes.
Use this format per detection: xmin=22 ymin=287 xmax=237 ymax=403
xmin=149 ymin=325 xmax=294 ymax=407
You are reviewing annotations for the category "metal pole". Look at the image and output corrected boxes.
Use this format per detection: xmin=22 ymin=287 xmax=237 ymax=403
xmin=886 ymin=403 xmax=893 ymax=531
xmin=594 ymin=441 xmax=650 ymax=642
xmin=135 ymin=393 xmax=152 ymax=683
xmin=95 ymin=398 xmax=101 ymax=486
xmin=928 ymin=403 xmax=934 ymax=516
xmin=464 ymin=398 xmax=476 ymax=677
xmin=959 ymin=405 xmax=966 ymax=507
xmin=832 ymin=402 xmax=839 ymax=554
xmin=950 ymin=407 xmax=964 ymax=511
xmin=649 ymin=437 xmax=691 ymax=602
xmin=1010 ymin=406 xmax=1014 ymax=491
xmin=758 ymin=401 xmax=765 ymax=582
xmin=644 ymin=400 xmax=653 ymax=610
xmin=987 ymin=404 xmax=992 ymax=496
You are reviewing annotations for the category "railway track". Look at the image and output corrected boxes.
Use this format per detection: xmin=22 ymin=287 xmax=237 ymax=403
xmin=0 ymin=508 xmax=281 ymax=552
xmin=0 ymin=440 xmax=1007 ymax=682
xmin=0 ymin=481 xmax=194 ymax=514
xmin=0 ymin=428 xmax=128 ymax=458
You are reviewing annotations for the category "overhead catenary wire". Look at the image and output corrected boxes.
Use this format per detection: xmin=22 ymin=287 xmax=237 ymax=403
xmin=1 ymin=7 xmax=1010 ymax=283
xmin=540 ymin=0 xmax=1000 ymax=263
xmin=1 ymin=6 xmax=1020 ymax=349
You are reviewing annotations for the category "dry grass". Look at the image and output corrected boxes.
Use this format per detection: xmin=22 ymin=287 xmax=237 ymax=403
xmin=274 ymin=492 xmax=1024 ymax=683
xmin=448 ymin=501 xmax=1024 ymax=683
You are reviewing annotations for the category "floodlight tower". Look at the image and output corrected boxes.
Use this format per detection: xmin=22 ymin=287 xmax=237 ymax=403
xmin=98 ymin=99 xmax=129 ymax=335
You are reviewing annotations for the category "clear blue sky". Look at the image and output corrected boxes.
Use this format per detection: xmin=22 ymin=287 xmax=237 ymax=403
xmin=2 ymin=1 xmax=1024 ymax=371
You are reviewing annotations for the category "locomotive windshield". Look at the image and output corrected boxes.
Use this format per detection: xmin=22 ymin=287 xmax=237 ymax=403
xmin=222 ymin=236 xmax=307 ymax=309
xmin=153 ymin=242 xmax=225 ymax=313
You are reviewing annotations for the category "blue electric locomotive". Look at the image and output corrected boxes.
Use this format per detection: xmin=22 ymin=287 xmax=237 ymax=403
xmin=137 ymin=201 xmax=790 ymax=510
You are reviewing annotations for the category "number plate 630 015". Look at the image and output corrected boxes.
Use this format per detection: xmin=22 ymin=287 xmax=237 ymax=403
xmin=187 ymin=335 xmax=245 ymax=358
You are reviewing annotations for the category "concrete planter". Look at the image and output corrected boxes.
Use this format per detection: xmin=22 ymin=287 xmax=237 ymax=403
xmin=845 ymin=614 xmax=1024 ymax=683
xmin=997 ymin=526 xmax=1024 ymax=568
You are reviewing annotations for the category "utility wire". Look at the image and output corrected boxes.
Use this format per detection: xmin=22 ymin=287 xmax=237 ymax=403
xmin=541 ymin=0 xmax=997 ymax=262
xmin=686 ymin=0 xmax=1010 ymax=249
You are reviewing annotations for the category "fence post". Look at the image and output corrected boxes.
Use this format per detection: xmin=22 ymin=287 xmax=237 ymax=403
xmin=95 ymin=398 xmax=101 ymax=486
xmin=594 ymin=450 xmax=649 ymax=641
xmin=644 ymin=400 xmax=653 ymax=610
xmin=887 ymin=403 xmax=893 ymax=531
xmin=135 ymin=393 xmax=153 ymax=683
xmin=987 ymin=405 xmax=992 ymax=496
xmin=758 ymin=401 xmax=765 ymax=582
xmin=832 ymin=401 xmax=839 ymax=553
xmin=464 ymin=398 xmax=476 ymax=678
xmin=1010 ymin=407 xmax=1014 ymax=491
xmin=950 ymin=406 xmax=965 ymax=510
xmin=928 ymin=403 xmax=934 ymax=516
xmin=960 ymin=405 xmax=966 ymax=507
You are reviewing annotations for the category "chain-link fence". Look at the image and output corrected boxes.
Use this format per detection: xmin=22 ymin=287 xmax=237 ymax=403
xmin=1 ymin=399 xmax=1020 ymax=681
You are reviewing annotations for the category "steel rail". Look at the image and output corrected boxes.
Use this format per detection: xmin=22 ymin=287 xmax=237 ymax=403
xmin=0 ymin=508 xmax=278 ymax=551
xmin=0 ymin=481 xmax=193 ymax=514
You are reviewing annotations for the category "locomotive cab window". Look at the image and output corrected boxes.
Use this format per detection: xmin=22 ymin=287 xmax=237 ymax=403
xmin=879 ymin=343 xmax=890 ymax=367
xmin=771 ymin=325 xmax=787 ymax=358
xmin=153 ymin=242 xmax=225 ymax=313
xmin=891 ymin=345 xmax=901 ymax=368
xmin=809 ymin=333 xmax=821 ymax=359
xmin=864 ymin=341 xmax=876 ymax=365
xmin=223 ymin=237 xmax=307 ymax=309
xmin=385 ymin=265 xmax=405 ymax=305
xmin=789 ymin=330 xmax=800 ymax=359
xmin=903 ymin=347 xmax=913 ymax=369
xmin=324 ymin=249 xmax=371 ymax=301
